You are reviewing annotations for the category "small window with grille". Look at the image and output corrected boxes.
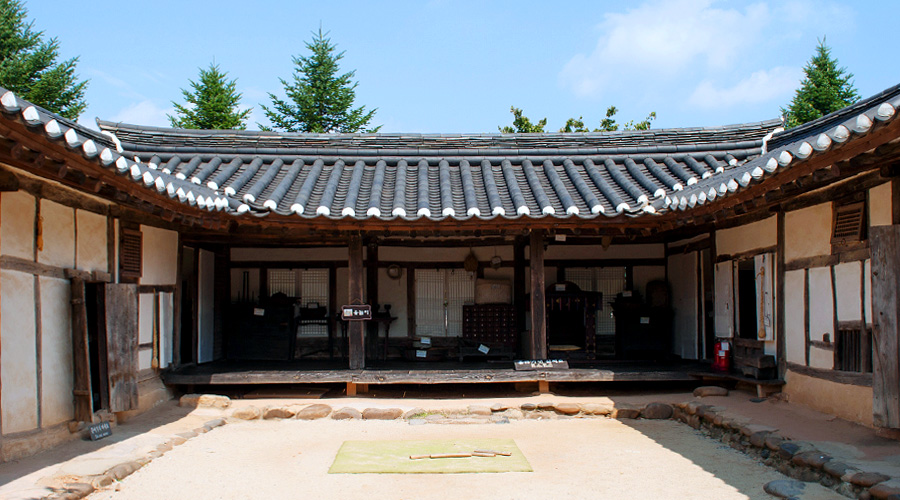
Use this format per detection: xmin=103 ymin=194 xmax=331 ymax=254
xmin=835 ymin=326 xmax=872 ymax=373
xmin=119 ymin=228 xmax=142 ymax=280
xmin=831 ymin=200 xmax=866 ymax=250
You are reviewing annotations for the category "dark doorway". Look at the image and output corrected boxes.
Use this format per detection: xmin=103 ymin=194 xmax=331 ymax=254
xmin=737 ymin=260 xmax=757 ymax=340
xmin=85 ymin=283 xmax=109 ymax=412
xmin=180 ymin=247 xmax=197 ymax=365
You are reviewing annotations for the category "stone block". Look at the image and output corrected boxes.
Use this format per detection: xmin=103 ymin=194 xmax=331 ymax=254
xmin=179 ymin=394 xmax=231 ymax=409
xmin=553 ymin=403 xmax=581 ymax=415
xmin=333 ymin=407 xmax=363 ymax=420
xmin=849 ymin=472 xmax=891 ymax=488
xmin=362 ymin=408 xmax=403 ymax=420
xmin=581 ymin=403 xmax=613 ymax=416
xmin=231 ymin=406 xmax=261 ymax=420
xmin=295 ymin=404 xmax=332 ymax=420
xmin=613 ymin=408 xmax=641 ymax=419
xmin=468 ymin=405 xmax=492 ymax=416
xmin=693 ymin=386 xmax=728 ymax=397
xmin=763 ymin=479 xmax=806 ymax=499
xmin=641 ymin=403 xmax=673 ymax=420
xmin=868 ymin=479 xmax=900 ymax=499
xmin=823 ymin=461 xmax=854 ymax=478
xmin=263 ymin=407 xmax=296 ymax=419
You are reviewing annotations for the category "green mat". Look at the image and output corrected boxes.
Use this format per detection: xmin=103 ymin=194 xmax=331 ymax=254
xmin=328 ymin=439 xmax=532 ymax=474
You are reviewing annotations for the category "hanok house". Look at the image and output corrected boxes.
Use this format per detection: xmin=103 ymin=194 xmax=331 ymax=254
xmin=0 ymin=82 xmax=900 ymax=461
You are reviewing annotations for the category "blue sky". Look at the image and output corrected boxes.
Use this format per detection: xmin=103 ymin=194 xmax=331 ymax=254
xmin=26 ymin=0 xmax=898 ymax=133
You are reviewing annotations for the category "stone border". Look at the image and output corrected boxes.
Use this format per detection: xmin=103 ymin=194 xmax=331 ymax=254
xmin=671 ymin=400 xmax=900 ymax=499
xmin=50 ymin=392 xmax=900 ymax=500
xmin=45 ymin=418 xmax=227 ymax=500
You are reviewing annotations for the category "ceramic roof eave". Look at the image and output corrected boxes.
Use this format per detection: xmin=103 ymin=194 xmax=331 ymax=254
xmin=653 ymin=92 xmax=900 ymax=215
xmin=0 ymin=87 xmax=240 ymax=218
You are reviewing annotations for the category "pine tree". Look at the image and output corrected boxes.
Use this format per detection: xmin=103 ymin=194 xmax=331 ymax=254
xmin=782 ymin=39 xmax=859 ymax=128
xmin=169 ymin=63 xmax=251 ymax=130
xmin=261 ymin=29 xmax=378 ymax=133
xmin=0 ymin=0 xmax=87 ymax=119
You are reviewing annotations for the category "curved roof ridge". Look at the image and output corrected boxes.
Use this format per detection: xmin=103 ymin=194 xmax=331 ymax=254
xmin=97 ymin=117 xmax=783 ymax=153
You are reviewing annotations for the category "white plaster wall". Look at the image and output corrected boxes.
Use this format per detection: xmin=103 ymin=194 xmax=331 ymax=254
xmin=380 ymin=246 xmax=513 ymax=263
xmin=139 ymin=293 xmax=154 ymax=345
xmin=39 ymin=277 xmax=73 ymax=427
xmin=785 ymin=270 xmax=806 ymax=365
xmin=834 ymin=262 xmax=862 ymax=322
xmin=869 ymin=182 xmax=892 ymax=227
xmin=378 ymin=267 xmax=407 ymax=337
xmin=808 ymin=267 xmax=834 ymax=343
xmin=669 ymin=235 xmax=709 ymax=247
xmin=545 ymin=243 xmax=664 ymax=260
xmin=75 ymin=210 xmax=107 ymax=272
xmin=231 ymin=247 xmax=350 ymax=262
xmin=633 ymin=266 xmax=666 ymax=297
xmin=785 ymin=203 xmax=832 ymax=261
xmin=716 ymin=217 xmax=776 ymax=256
xmin=1 ymin=270 xmax=37 ymax=434
xmin=138 ymin=349 xmax=153 ymax=371
xmin=809 ymin=345 xmax=833 ymax=370
xmin=1 ymin=191 xmax=35 ymax=259
xmin=668 ymin=252 xmax=698 ymax=360
xmin=37 ymin=200 xmax=74 ymax=269
xmin=864 ymin=259 xmax=872 ymax=325
xmin=140 ymin=225 xmax=178 ymax=285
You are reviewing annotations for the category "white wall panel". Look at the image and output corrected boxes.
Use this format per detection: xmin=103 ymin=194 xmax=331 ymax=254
xmin=1 ymin=191 xmax=35 ymax=259
xmin=40 ymin=277 xmax=72 ymax=427
xmin=1 ymin=270 xmax=37 ymax=434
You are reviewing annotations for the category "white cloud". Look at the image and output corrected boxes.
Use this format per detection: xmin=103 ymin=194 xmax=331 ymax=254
xmin=561 ymin=0 xmax=770 ymax=97
xmin=111 ymin=100 xmax=173 ymax=127
xmin=688 ymin=66 xmax=801 ymax=109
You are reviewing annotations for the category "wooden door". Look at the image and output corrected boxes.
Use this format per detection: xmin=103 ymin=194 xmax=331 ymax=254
xmin=70 ymin=278 xmax=93 ymax=421
xmin=871 ymin=226 xmax=900 ymax=428
xmin=105 ymin=283 xmax=139 ymax=412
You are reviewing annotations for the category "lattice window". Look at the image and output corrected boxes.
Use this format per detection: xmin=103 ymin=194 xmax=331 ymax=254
xmin=835 ymin=326 xmax=872 ymax=373
xmin=268 ymin=269 xmax=296 ymax=297
xmin=415 ymin=269 xmax=475 ymax=337
xmin=298 ymin=269 xmax=329 ymax=336
xmin=564 ymin=267 xmax=626 ymax=335
xmin=119 ymin=228 xmax=142 ymax=279
xmin=832 ymin=201 xmax=866 ymax=247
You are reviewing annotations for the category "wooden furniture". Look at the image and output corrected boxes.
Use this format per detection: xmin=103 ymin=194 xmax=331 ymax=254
xmin=611 ymin=296 xmax=671 ymax=360
xmin=460 ymin=304 xmax=517 ymax=361
xmin=545 ymin=282 xmax=602 ymax=357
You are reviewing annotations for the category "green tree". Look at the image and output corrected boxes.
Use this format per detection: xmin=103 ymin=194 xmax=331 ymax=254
xmin=169 ymin=63 xmax=251 ymax=130
xmin=0 ymin=0 xmax=87 ymax=119
xmin=261 ymin=28 xmax=378 ymax=133
xmin=782 ymin=39 xmax=859 ymax=128
xmin=502 ymin=106 xmax=655 ymax=133
xmin=499 ymin=106 xmax=547 ymax=133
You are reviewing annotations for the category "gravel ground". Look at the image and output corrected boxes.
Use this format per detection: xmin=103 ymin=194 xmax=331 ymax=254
xmin=87 ymin=418 xmax=844 ymax=500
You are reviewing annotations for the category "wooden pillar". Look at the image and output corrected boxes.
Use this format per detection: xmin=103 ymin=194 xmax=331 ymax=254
xmin=348 ymin=235 xmax=365 ymax=369
xmin=871 ymin=225 xmax=900 ymax=428
xmin=366 ymin=241 xmax=378 ymax=308
xmin=529 ymin=230 xmax=547 ymax=359
xmin=513 ymin=238 xmax=526 ymax=334
xmin=776 ymin=211 xmax=786 ymax=379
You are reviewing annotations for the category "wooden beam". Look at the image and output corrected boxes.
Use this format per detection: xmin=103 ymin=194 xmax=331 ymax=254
xmin=348 ymin=235 xmax=365 ymax=369
xmin=529 ymin=230 xmax=547 ymax=359
xmin=871 ymin=225 xmax=900 ymax=428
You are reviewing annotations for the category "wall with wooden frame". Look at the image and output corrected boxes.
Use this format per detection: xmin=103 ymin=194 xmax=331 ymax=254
xmin=776 ymin=182 xmax=897 ymax=427
xmin=0 ymin=188 xmax=113 ymax=460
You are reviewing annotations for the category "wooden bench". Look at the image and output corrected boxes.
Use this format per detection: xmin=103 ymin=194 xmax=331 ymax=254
xmin=689 ymin=371 xmax=785 ymax=398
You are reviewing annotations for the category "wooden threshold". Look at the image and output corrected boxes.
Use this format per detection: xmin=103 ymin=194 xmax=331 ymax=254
xmin=163 ymin=367 xmax=699 ymax=386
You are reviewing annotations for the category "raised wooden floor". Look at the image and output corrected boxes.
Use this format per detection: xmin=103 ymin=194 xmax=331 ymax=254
xmin=163 ymin=360 xmax=703 ymax=386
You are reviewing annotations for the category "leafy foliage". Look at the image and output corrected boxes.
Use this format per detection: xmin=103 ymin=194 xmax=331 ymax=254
xmin=782 ymin=39 xmax=859 ymax=128
xmin=499 ymin=106 xmax=547 ymax=133
xmin=501 ymin=105 xmax=656 ymax=133
xmin=261 ymin=29 xmax=378 ymax=133
xmin=169 ymin=63 xmax=251 ymax=130
xmin=0 ymin=0 xmax=87 ymax=119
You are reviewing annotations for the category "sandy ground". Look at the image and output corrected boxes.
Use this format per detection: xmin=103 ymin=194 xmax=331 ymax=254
xmin=87 ymin=418 xmax=844 ymax=500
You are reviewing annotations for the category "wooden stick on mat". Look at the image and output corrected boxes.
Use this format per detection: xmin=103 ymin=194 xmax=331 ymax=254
xmin=474 ymin=449 xmax=512 ymax=456
xmin=409 ymin=453 xmax=474 ymax=459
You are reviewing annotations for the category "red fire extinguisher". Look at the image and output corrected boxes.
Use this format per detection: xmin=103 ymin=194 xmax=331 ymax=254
xmin=713 ymin=340 xmax=731 ymax=373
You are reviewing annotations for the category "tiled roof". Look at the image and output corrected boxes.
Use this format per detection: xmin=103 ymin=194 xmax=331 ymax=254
xmin=92 ymin=119 xmax=781 ymax=219
xmin=1 ymin=83 xmax=899 ymax=224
